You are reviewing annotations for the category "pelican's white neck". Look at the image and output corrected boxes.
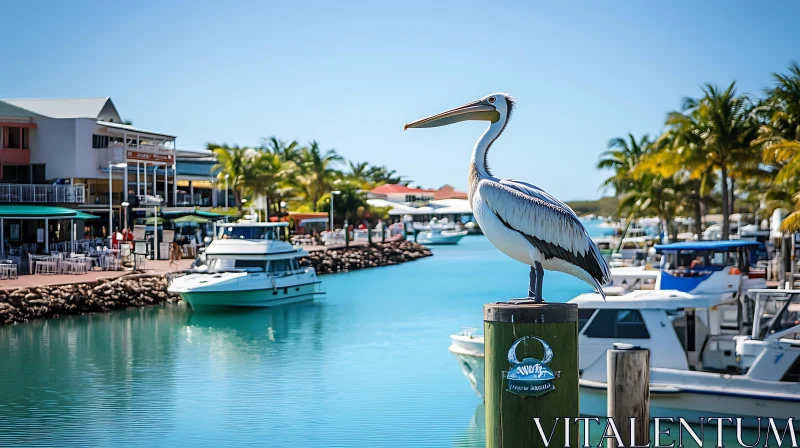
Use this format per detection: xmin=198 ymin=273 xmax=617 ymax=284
xmin=470 ymin=117 xmax=506 ymax=179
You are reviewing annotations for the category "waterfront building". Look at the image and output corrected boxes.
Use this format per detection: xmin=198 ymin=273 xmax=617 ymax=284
xmin=367 ymin=184 xmax=437 ymax=204
xmin=366 ymin=184 xmax=475 ymax=225
xmin=0 ymin=97 xmax=226 ymax=253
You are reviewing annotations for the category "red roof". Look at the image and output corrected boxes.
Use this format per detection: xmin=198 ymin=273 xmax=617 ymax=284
xmin=433 ymin=184 xmax=468 ymax=200
xmin=370 ymin=184 xmax=436 ymax=195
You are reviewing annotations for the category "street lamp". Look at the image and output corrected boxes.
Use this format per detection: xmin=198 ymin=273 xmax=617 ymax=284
xmin=330 ymin=190 xmax=341 ymax=231
xmin=224 ymin=173 xmax=230 ymax=209
xmin=109 ymin=162 xmax=128 ymax=245
xmin=121 ymin=202 xmax=130 ymax=231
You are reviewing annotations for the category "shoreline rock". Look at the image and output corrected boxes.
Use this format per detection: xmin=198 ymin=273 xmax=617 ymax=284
xmin=299 ymin=240 xmax=432 ymax=274
xmin=0 ymin=274 xmax=180 ymax=326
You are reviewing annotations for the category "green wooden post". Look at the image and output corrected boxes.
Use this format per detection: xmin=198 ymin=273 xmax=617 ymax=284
xmin=367 ymin=223 xmax=373 ymax=245
xmin=344 ymin=219 xmax=349 ymax=247
xmin=382 ymin=221 xmax=386 ymax=242
xmin=484 ymin=302 xmax=579 ymax=448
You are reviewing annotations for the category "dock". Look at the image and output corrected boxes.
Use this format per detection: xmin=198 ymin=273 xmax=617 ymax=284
xmin=0 ymin=259 xmax=194 ymax=291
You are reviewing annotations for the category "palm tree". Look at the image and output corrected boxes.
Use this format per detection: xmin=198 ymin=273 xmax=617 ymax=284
xmin=261 ymin=136 xmax=302 ymax=163
xmin=686 ymin=82 xmax=759 ymax=239
xmin=597 ymin=133 xmax=651 ymax=197
xmin=296 ymin=141 xmax=344 ymax=211
xmin=759 ymin=62 xmax=800 ymax=190
xmin=245 ymin=152 xmax=292 ymax=219
xmin=756 ymin=62 xmax=800 ymax=230
xmin=617 ymin=173 xmax=681 ymax=242
xmin=366 ymin=165 xmax=408 ymax=185
xmin=208 ymin=143 xmax=251 ymax=207
xmin=317 ymin=179 xmax=368 ymax=222
xmin=347 ymin=161 xmax=370 ymax=179
xmin=642 ymin=83 xmax=757 ymax=239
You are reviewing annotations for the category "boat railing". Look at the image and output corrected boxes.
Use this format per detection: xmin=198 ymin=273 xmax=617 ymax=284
xmin=747 ymin=288 xmax=800 ymax=340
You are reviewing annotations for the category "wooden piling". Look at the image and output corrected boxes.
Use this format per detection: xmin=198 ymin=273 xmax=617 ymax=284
xmin=484 ymin=302 xmax=579 ymax=448
xmin=606 ymin=344 xmax=650 ymax=448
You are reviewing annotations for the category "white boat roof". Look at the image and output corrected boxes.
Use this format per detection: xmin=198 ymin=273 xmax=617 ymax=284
xmin=570 ymin=289 xmax=735 ymax=309
xmin=609 ymin=267 xmax=659 ymax=279
xmin=204 ymin=239 xmax=305 ymax=258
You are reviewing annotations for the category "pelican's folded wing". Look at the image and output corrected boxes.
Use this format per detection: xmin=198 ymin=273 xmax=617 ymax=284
xmin=478 ymin=178 xmax=610 ymax=285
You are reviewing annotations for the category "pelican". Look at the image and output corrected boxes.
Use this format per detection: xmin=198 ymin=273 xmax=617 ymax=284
xmin=405 ymin=93 xmax=610 ymax=302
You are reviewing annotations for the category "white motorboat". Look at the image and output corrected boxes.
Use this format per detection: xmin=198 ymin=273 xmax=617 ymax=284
xmin=416 ymin=227 xmax=468 ymax=245
xmin=449 ymin=288 xmax=800 ymax=424
xmin=168 ymin=222 xmax=323 ymax=310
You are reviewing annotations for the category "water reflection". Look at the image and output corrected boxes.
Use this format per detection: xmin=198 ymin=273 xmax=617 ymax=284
xmin=453 ymin=404 xmax=485 ymax=447
xmin=182 ymin=303 xmax=327 ymax=360
xmin=0 ymin=305 xmax=189 ymax=446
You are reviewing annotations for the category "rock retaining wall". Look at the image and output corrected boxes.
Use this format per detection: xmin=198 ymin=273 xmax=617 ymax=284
xmin=0 ymin=274 xmax=178 ymax=325
xmin=300 ymin=240 xmax=432 ymax=274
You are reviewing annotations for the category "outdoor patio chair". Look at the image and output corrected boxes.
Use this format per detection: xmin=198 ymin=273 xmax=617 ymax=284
xmin=64 ymin=260 xmax=87 ymax=275
xmin=104 ymin=257 xmax=122 ymax=271
xmin=35 ymin=259 xmax=58 ymax=275
xmin=0 ymin=260 xmax=17 ymax=280
xmin=134 ymin=254 xmax=146 ymax=270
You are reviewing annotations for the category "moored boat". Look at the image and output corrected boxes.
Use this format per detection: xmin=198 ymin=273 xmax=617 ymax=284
xmin=417 ymin=227 xmax=468 ymax=245
xmin=168 ymin=222 xmax=323 ymax=310
xmin=448 ymin=288 xmax=800 ymax=424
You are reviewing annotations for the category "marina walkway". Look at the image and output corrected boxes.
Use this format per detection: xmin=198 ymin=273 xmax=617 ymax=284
xmin=0 ymin=259 xmax=194 ymax=290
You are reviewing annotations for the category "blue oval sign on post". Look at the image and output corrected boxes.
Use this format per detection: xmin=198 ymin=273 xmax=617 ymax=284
xmin=506 ymin=336 xmax=557 ymax=397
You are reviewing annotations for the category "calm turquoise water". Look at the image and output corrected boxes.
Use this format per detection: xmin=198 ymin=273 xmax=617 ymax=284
xmin=0 ymin=221 xmax=775 ymax=446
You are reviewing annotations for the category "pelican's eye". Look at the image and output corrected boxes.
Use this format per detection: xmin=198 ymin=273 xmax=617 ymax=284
xmin=488 ymin=97 xmax=496 ymax=103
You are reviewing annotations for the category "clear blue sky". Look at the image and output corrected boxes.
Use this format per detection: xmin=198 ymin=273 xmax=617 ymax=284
xmin=3 ymin=1 xmax=798 ymax=200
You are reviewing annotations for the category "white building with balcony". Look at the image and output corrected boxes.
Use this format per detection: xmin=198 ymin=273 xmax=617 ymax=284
xmin=0 ymin=97 xmax=183 ymax=210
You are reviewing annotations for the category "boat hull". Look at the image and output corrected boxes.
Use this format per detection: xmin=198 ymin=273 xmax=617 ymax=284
xmin=418 ymin=232 xmax=467 ymax=245
xmin=579 ymin=381 xmax=798 ymax=424
xmin=180 ymin=282 xmax=320 ymax=310
xmin=448 ymin=343 xmax=798 ymax=426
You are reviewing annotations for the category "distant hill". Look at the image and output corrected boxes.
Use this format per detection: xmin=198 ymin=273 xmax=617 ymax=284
xmin=565 ymin=197 xmax=618 ymax=217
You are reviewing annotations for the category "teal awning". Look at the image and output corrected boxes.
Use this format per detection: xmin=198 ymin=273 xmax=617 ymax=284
xmin=163 ymin=210 xmax=228 ymax=218
xmin=0 ymin=205 xmax=84 ymax=219
xmin=73 ymin=211 xmax=101 ymax=220
xmin=196 ymin=210 xmax=228 ymax=218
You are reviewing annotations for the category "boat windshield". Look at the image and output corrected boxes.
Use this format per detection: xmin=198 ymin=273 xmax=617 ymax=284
xmin=218 ymin=226 xmax=282 ymax=240
xmin=207 ymin=258 xmax=266 ymax=273
xmin=759 ymin=294 xmax=800 ymax=339
xmin=663 ymin=248 xmax=749 ymax=276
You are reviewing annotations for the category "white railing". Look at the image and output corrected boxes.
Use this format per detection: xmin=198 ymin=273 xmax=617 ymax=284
xmin=0 ymin=184 xmax=86 ymax=203
xmin=110 ymin=142 xmax=174 ymax=154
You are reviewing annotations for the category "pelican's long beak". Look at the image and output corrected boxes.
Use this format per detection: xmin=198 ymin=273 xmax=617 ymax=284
xmin=404 ymin=100 xmax=499 ymax=130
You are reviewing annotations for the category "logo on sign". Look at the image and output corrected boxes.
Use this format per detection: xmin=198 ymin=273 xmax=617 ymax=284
xmin=506 ymin=336 xmax=558 ymax=397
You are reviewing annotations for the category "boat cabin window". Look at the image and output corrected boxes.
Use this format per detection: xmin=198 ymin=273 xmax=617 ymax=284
xmin=578 ymin=308 xmax=596 ymax=331
xmin=583 ymin=309 xmax=650 ymax=339
xmin=663 ymin=248 xmax=749 ymax=276
xmin=234 ymin=260 xmax=265 ymax=272
xmin=219 ymin=226 xmax=279 ymax=240
xmin=268 ymin=259 xmax=296 ymax=274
